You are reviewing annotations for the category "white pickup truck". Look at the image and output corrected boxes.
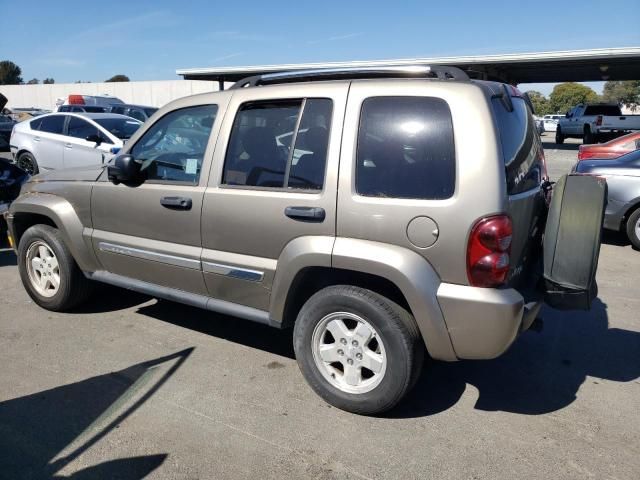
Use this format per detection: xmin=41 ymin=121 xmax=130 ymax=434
xmin=556 ymin=103 xmax=640 ymax=144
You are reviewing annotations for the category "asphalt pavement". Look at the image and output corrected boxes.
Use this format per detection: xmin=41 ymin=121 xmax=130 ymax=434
xmin=0 ymin=133 xmax=639 ymax=479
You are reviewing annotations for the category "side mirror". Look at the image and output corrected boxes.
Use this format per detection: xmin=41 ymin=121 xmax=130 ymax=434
xmin=86 ymin=133 xmax=103 ymax=146
xmin=107 ymin=154 xmax=143 ymax=185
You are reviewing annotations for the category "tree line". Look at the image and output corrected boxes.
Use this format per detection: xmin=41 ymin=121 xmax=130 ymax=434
xmin=0 ymin=60 xmax=130 ymax=85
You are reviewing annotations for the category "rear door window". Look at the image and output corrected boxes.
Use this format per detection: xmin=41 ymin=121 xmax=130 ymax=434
xmin=222 ymin=98 xmax=333 ymax=190
xmin=492 ymin=96 xmax=545 ymax=194
xmin=355 ymin=96 xmax=455 ymax=199
xmin=38 ymin=115 xmax=66 ymax=135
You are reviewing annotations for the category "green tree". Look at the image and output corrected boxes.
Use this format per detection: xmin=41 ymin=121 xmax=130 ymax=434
xmin=0 ymin=60 xmax=23 ymax=85
xmin=602 ymin=80 xmax=640 ymax=109
xmin=549 ymin=82 xmax=598 ymax=114
xmin=43 ymin=78 xmax=55 ymax=84
xmin=524 ymin=90 xmax=552 ymax=115
xmin=27 ymin=78 xmax=39 ymax=85
xmin=105 ymin=74 xmax=130 ymax=82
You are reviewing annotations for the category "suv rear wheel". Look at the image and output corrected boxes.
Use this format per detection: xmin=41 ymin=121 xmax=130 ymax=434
xmin=18 ymin=224 xmax=93 ymax=311
xmin=555 ymin=127 xmax=565 ymax=144
xmin=293 ymin=285 xmax=424 ymax=415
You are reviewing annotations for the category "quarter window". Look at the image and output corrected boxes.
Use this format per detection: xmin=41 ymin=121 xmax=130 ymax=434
xmin=222 ymin=98 xmax=332 ymax=190
xmin=130 ymin=104 xmax=217 ymax=184
xmin=356 ymin=97 xmax=456 ymax=199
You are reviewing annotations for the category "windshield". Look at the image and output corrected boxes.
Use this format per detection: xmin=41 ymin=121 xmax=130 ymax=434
xmin=94 ymin=117 xmax=142 ymax=140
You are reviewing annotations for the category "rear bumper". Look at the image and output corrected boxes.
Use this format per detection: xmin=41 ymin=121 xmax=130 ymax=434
xmin=437 ymin=283 xmax=542 ymax=360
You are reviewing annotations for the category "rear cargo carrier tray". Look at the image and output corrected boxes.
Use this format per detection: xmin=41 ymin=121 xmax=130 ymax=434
xmin=543 ymin=174 xmax=606 ymax=310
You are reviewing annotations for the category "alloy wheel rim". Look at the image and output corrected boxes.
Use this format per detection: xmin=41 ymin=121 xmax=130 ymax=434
xmin=19 ymin=157 xmax=35 ymax=175
xmin=311 ymin=312 xmax=387 ymax=394
xmin=635 ymin=218 xmax=640 ymax=242
xmin=26 ymin=241 xmax=60 ymax=297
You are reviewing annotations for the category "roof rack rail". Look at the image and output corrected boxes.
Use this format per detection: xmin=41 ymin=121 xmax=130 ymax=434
xmin=229 ymin=65 xmax=469 ymax=89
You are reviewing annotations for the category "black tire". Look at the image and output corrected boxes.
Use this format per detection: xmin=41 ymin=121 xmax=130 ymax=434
xmin=293 ymin=285 xmax=424 ymax=415
xmin=583 ymin=126 xmax=594 ymax=145
xmin=555 ymin=127 xmax=565 ymax=144
xmin=17 ymin=224 xmax=93 ymax=311
xmin=626 ymin=208 xmax=640 ymax=250
xmin=17 ymin=151 xmax=39 ymax=175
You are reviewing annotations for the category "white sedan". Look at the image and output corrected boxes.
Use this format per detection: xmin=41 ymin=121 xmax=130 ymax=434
xmin=10 ymin=113 xmax=142 ymax=174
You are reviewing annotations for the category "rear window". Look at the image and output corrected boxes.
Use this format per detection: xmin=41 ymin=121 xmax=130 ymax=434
xmin=356 ymin=96 xmax=455 ymax=200
xmin=82 ymin=106 xmax=107 ymax=113
xmin=38 ymin=115 xmax=66 ymax=135
xmin=492 ymin=97 xmax=545 ymax=194
xmin=584 ymin=105 xmax=622 ymax=116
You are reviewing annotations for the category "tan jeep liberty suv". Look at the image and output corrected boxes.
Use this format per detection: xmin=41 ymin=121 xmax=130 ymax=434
xmin=5 ymin=66 xmax=603 ymax=415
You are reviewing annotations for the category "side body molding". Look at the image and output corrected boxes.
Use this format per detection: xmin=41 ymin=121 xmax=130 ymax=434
xmin=8 ymin=193 xmax=100 ymax=272
xmin=332 ymin=238 xmax=457 ymax=362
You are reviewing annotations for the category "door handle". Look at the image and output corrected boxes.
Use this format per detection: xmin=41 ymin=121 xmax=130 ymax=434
xmin=284 ymin=206 xmax=325 ymax=222
xmin=33 ymin=136 xmax=41 ymax=142
xmin=160 ymin=196 xmax=192 ymax=210
xmin=64 ymin=143 xmax=73 ymax=149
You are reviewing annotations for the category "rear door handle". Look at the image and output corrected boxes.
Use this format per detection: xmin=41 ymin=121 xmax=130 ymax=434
xmin=284 ymin=206 xmax=325 ymax=222
xmin=160 ymin=196 xmax=192 ymax=210
xmin=64 ymin=143 xmax=73 ymax=149
xmin=33 ymin=136 xmax=41 ymax=142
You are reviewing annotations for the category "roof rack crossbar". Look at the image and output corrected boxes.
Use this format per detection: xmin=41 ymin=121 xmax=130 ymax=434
xmin=229 ymin=65 xmax=469 ymax=89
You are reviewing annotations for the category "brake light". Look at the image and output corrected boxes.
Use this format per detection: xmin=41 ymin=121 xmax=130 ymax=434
xmin=68 ymin=94 xmax=85 ymax=105
xmin=596 ymin=115 xmax=603 ymax=126
xmin=467 ymin=215 xmax=512 ymax=287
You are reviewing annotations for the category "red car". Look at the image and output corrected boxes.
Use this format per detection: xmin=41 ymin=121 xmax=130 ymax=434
xmin=578 ymin=131 xmax=640 ymax=161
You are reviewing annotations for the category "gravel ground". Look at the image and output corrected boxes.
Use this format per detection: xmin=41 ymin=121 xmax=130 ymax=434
xmin=0 ymin=132 xmax=639 ymax=479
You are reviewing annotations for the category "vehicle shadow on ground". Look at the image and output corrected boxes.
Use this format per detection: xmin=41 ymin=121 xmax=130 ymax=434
xmin=71 ymin=285 xmax=152 ymax=315
xmin=0 ymin=247 xmax=17 ymax=267
xmin=0 ymin=348 xmax=193 ymax=479
xmin=541 ymin=140 xmax=580 ymax=151
xmin=391 ymin=298 xmax=640 ymax=418
xmin=137 ymin=299 xmax=296 ymax=359
xmin=601 ymin=229 xmax=631 ymax=247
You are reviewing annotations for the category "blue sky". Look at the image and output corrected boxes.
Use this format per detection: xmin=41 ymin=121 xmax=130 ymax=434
xmin=2 ymin=0 xmax=639 ymax=95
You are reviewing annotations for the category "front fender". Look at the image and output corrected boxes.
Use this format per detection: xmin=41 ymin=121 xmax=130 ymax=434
xmin=8 ymin=193 xmax=99 ymax=272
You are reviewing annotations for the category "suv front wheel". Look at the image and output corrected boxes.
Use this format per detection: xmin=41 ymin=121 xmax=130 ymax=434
xmin=17 ymin=224 xmax=93 ymax=311
xmin=293 ymin=285 xmax=424 ymax=415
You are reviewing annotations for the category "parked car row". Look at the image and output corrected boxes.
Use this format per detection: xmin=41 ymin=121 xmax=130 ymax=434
xmin=58 ymin=103 xmax=157 ymax=122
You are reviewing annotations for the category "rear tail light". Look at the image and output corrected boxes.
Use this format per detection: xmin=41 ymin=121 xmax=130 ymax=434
xmin=68 ymin=94 xmax=85 ymax=105
xmin=596 ymin=115 xmax=603 ymax=126
xmin=467 ymin=215 xmax=512 ymax=287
